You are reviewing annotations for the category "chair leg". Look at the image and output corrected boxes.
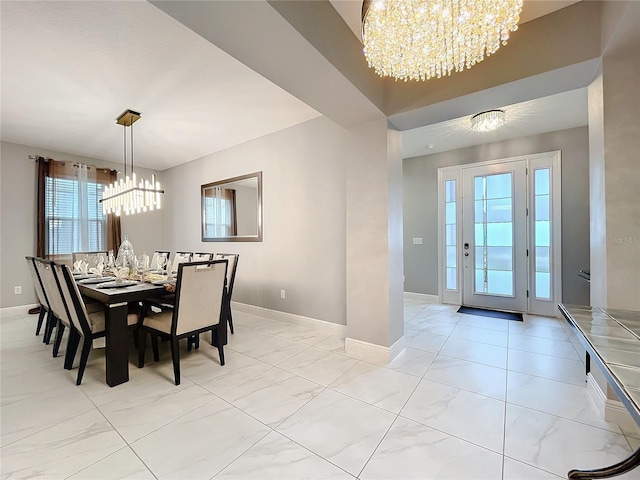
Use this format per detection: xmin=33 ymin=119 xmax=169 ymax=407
xmin=76 ymin=337 xmax=92 ymax=386
xmin=228 ymin=298 xmax=234 ymax=335
xmin=214 ymin=326 xmax=225 ymax=366
xmin=195 ymin=334 xmax=200 ymax=350
xmin=43 ymin=311 xmax=55 ymax=344
xmin=53 ymin=321 xmax=65 ymax=358
xmin=35 ymin=307 xmax=46 ymax=335
xmin=152 ymin=335 xmax=160 ymax=362
xmin=64 ymin=328 xmax=81 ymax=370
xmin=138 ymin=328 xmax=147 ymax=368
xmin=170 ymin=337 xmax=180 ymax=385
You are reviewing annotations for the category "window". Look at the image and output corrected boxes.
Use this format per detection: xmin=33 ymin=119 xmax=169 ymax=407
xmin=203 ymin=187 xmax=237 ymax=237
xmin=45 ymin=176 xmax=107 ymax=255
xmin=37 ymin=159 xmax=116 ymax=259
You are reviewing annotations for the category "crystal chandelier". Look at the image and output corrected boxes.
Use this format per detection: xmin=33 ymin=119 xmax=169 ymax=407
xmin=100 ymin=109 xmax=164 ymax=216
xmin=470 ymin=109 xmax=506 ymax=132
xmin=362 ymin=0 xmax=523 ymax=82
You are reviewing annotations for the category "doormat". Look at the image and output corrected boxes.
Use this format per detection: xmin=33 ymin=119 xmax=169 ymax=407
xmin=457 ymin=306 xmax=523 ymax=322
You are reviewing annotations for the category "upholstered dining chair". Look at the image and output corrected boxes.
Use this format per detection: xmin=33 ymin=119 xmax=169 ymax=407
xmin=53 ymin=262 xmax=139 ymax=385
xmin=34 ymin=259 xmax=71 ymax=356
xmin=137 ymin=260 xmax=228 ymax=385
xmin=25 ymin=256 xmax=53 ymax=340
xmin=170 ymin=252 xmax=192 ymax=273
xmin=192 ymin=252 xmax=213 ymax=261
xmin=214 ymin=253 xmax=239 ymax=335
xmin=150 ymin=250 xmax=170 ymax=271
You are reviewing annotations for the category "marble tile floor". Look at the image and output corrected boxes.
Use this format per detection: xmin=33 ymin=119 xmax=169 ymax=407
xmin=1 ymin=301 xmax=639 ymax=479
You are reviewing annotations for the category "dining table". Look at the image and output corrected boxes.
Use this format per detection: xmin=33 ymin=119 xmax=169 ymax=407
xmin=77 ymin=272 xmax=230 ymax=387
xmin=77 ymin=277 xmax=167 ymax=387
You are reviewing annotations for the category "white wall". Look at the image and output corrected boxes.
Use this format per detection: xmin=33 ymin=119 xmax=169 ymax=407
xmin=235 ymin=185 xmax=258 ymax=236
xmin=0 ymin=141 xmax=163 ymax=309
xmin=160 ymin=117 xmax=348 ymax=325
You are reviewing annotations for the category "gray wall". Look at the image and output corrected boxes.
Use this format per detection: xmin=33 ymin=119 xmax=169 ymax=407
xmin=403 ymin=126 xmax=590 ymax=306
xmin=235 ymin=185 xmax=258 ymax=236
xmin=0 ymin=141 xmax=163 ymax=309
xmin=160 ymin=116 xmax=348 ymax=326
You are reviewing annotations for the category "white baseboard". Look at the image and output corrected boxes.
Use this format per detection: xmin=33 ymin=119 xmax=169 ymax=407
xmin=0 ymin=303 xmax=39 ymax=319
xmin=404 ymin=292 xmax=439 ymax=303
xmin=232 ymin=301 xmax=346 ymax=338
xmin=587 ymin=373 xmax=640 ymax=439
xmin=345 ymin=336 xmax=405 ymax=363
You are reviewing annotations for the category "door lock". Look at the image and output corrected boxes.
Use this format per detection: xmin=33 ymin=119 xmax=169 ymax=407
xmin=464 ymin=242 xmax=469 ymax=250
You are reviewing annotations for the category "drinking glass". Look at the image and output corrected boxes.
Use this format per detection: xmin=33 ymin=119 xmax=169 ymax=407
xmin=156 ymin=254 xmax=167 ymax=273
xmin=136 ymin=255 xmax=147 ymax=281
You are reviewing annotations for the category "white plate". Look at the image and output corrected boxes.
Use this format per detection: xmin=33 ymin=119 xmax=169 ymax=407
xmin=78 ymin=276 xmax=115 ymax=285
xmin=96 ymin=280 xmax=138 ymax=289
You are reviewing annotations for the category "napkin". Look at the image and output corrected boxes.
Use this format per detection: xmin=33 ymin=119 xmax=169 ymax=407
xmin=80 ymin=261 xmax=89 ymax=275
xmin=89 ymin=262 xmax=104 ymax=277
xmin=114 ymin=267 xmax=130 ymax=283
xmin=73 ymin=260 xmax=83 ymax=273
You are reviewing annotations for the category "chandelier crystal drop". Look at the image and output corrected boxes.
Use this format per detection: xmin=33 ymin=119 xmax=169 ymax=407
xmin=362 ymin=0 xmax=523 ymax=82
xmin=100 ymin=109 xmax=164 ymax=216
xmin=470 ymin=109 xmax=506 ymax=132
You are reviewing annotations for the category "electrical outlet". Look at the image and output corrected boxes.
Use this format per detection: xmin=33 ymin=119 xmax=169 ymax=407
xmin=280 ymin=289 xmax=286 ymax=299
xmin=412 ymin=237 xmax=423 ymax=245
xmin=14 ymin=286 xmax=22 ymax=295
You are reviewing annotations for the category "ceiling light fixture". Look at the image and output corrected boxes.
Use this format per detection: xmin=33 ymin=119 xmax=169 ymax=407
xmin=470 ymin=109 xmax=506 ymax=132
xmin=100 ymin=109 xmax=163 ymax=216
xmin=361 ymin=0 xmax=523 ymax=82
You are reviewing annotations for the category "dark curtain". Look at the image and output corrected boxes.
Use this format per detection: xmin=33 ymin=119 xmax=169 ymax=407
xmin=103 ymin=169 xmax=121 ymax=252
xmin=35 ymin=157 xmax=48 ymax=258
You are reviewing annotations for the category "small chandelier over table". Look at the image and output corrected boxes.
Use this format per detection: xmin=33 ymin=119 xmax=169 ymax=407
xmin=100 ymin=109 xmax=164 ymax=216
xmin=362 ymin=0 xmax=523 ymax=82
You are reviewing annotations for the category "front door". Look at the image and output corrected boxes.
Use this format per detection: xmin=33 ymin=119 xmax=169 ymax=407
xmin=461 ymin=160 xmax=528 ymax=312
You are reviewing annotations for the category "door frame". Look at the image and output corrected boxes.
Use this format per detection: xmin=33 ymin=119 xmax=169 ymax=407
xmin=437 ymin=151 xmax=562 ymax=316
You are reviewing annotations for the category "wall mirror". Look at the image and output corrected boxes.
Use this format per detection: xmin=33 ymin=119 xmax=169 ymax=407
xmin=201 ymin=172 xmax=262 ymax=242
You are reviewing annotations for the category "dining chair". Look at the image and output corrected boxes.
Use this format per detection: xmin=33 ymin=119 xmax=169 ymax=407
xmin=170 ymin=251 xmax=192 ymax=273
xmin=26 ymin=256 xmax=53 ymax=339
xmin=214 ymin=253 xmax=239 ymax=335
xmin=34 ymin=259 xmax=71 ymax=356
xmin=138 ymin=260 xmax=228 ymax=385
xmin=150 ymin=250 xmax=170 ymax=271
xmin=53 ymin=262 xmax=140 ymax=385
xmin=192 ymin=252 xmax=213 ymax=261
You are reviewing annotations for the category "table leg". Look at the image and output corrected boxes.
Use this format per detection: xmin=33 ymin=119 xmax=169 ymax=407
xmin=105 ymin=302 xmax=130 ymax=387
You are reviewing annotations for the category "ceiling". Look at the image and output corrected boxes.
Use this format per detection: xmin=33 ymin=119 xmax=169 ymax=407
xmin=1 ymin=1 xmax=587 ymax=171
xmin=0 ymin=1 xmax=320 ymax=171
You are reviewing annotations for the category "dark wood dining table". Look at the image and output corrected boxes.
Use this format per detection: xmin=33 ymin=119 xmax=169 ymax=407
xmin=77 ymin=280 xmax=167 ymax=387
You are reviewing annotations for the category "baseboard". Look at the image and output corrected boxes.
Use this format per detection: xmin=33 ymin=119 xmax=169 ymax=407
xmin=404 ymin=292 xmax=439 ymax=303
xmin=0 ymin=303 xmax=39 ymax=319
xmin=345 ymin=335 xmax=405 ymax=363
xmin=587 ymin=373 xmax=640 ymax=439
xmin=231 ymin=301 xmax=346 ymax=338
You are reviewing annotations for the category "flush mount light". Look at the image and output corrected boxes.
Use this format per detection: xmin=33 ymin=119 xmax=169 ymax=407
xmin=470 ymin=109 xmax=506 ymax=132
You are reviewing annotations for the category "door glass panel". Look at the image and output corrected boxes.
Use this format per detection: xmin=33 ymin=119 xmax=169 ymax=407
xmin=488 ymin=270 xmax=513 ymax=295
xmin=534 ymin=168 xmax=551 ymax=299
xmin=444 ymin=179 xmax=457 ymax=290
xmin=473 ymin=172 xmax=514 ymax=296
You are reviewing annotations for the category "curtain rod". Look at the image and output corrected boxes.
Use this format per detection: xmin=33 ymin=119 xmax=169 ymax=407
xmin=29 ymin=155 xmax=120 ymax=173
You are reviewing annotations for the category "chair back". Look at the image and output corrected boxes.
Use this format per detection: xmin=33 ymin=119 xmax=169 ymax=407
xmin=192 ymin=252 xmax=213 ymax=261
xmin=52 ymin=263 xmax=93 ymax=336
xmin=34 ymin=259 xmax=69 ymax=327
xmin=26 ymin=256 xmax=49 ymax=309
xmin=72 ymin=251 xmax=107 ymax=268
xmin=150 ymin=251 xmax=170 ymax=271
xmin=173 ymin=260 xmax=227 ymax=336
xmin=214 ymin=253 xmax=239 ymax=297
xmin=171 ymin=252 xmax=192 ymax=273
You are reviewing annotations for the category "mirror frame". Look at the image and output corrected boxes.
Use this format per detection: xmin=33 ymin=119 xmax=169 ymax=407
xmin=201 ymin=171 xmax=263 ymax=242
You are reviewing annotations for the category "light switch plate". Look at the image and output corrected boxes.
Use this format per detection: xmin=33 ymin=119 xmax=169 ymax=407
xmin=412 ymin=238 xmax=423 ymax=245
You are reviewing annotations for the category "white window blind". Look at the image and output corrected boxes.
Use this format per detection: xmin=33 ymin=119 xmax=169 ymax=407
xmin=45 ymin=176 xmax=107 ymax=255
xmin=204 ymin=196 xmax=233 ymax=238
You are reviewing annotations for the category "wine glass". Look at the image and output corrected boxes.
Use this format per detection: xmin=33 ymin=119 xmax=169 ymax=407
xmin=156 ymin=254 xmax=167 ymax=273
xmin=136 ymin=255 xmax=148 ymax=281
